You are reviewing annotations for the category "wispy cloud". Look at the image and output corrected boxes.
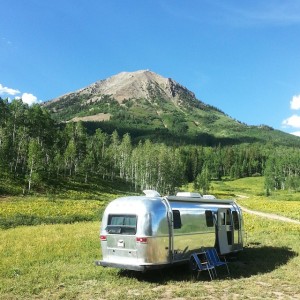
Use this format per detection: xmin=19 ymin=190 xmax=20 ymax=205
xmin=222 ymin=1 xmax=300 ymax=26
xmin=161 ymin=0 xmax=300 ymax=27
xmin=0 ymin=37 xmax=16 ymax=51
xmin=1 ymin=37 xmax=13 ymax=46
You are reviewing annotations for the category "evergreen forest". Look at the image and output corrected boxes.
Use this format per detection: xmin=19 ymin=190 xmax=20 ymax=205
xmin=1 ymin=98 xmax=300 ymax=195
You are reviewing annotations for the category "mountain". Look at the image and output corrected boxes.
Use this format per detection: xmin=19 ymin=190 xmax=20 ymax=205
xmin=43 ymin=70 xmax=300 ymax=146
xmin=47 ymin=69 xmax=195 ymax=103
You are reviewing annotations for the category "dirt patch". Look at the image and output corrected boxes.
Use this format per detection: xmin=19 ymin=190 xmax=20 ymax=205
xmin=69 ymin=113 xmax=111 ymax=122
xmin=238 ymin=204 xmax=300 ymax=224
xmin=0 ymin=196 xmax=10 ymax=202
xmin=236 ymin=195 xmax=249 ymax=199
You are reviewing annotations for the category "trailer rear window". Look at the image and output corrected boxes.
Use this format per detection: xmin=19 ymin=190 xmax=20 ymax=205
xmin=106 ymin=215 xmax=137 ymax=235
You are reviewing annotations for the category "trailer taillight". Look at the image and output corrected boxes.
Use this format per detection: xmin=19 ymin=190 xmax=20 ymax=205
xmin=136 ymin=237 xmax=148 ymax=243
xmin=100 ymin=235 xmax=107 ymax=241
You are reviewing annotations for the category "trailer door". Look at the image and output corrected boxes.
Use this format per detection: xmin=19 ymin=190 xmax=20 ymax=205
xmin=165 ymin=203 xmax=174 ymax=263
xmin=217 ymin=208 xmax=233 ymax=254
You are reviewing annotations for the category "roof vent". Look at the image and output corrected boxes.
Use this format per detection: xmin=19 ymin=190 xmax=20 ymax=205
xmin=176 ymin=192 xmax=202 ymax=198
xmin=143 ymin=190 xmax=161 ymax=197
xmin=203 ymin=195 xmax=216 ymax=199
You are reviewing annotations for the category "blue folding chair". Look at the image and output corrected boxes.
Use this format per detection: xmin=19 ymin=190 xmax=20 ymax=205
xmin=206 ymin=248 xmax=230 ymax=276
xmin=190 ymin=252 xmax=216 ymax=280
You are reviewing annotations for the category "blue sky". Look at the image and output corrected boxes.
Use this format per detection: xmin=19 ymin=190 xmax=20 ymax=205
xmin=1 ymin=1 xmax=300 ymax=136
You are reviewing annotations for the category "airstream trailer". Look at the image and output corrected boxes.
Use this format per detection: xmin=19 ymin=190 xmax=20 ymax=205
xmin=96 ymin=190 xmax=243 ymax=272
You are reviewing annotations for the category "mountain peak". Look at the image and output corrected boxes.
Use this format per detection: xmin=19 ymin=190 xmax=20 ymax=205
xmin=66 ymin=69 xmax=196 ymax=104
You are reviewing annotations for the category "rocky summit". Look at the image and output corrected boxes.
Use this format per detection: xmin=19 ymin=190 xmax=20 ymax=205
xmin=43 ymin=69 xmax=210 ymax=123
xmin=45 ymin=70 xmax=196 ymax=106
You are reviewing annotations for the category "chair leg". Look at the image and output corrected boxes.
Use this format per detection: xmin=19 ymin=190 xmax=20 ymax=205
xmin=207 ymin=269 xmax=213 ymax=281
xmin=212 ymin=267 xmax=218 ymax=278
xmin=223 ymin=257 xmax=230 ymax=275
xmin=197 ymin=269 xmax=214 ymax=280
xmin=226 ymin=264 xmax=230 ymax=275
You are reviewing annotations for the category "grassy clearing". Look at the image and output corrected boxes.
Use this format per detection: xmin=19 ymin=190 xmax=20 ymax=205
xmin=210 ymin=177 xmax=300 ymax=221
xmin=1 ymin=176 xmax=300 ymax=299
xmin=0 ymin=214 xmax=299 ymax=299
xmin=237 ymin=196 xmax=300 ymax=221
xmin=0 ymin=177 xmax=134 ymax=228
xmin=0 ymin=197 xmax=105 ymax=229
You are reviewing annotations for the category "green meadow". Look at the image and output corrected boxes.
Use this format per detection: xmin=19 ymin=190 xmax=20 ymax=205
xmin=1 ymin=177 xmax=300 ymax=299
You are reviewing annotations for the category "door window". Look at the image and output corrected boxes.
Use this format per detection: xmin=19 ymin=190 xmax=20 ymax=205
xmin=232 ymin=211 xmax=240 ymax=230
xmin=220 ymin=212 xmax=226 ymax=225
xmin=226 ymin=209 xmax=232 ymax=225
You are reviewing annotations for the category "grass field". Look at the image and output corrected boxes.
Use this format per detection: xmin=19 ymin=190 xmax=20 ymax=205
xmin=1 ymin=177 xmax=300 ymax=299
xmin=211 ymin=177 xmax=300 ymax=221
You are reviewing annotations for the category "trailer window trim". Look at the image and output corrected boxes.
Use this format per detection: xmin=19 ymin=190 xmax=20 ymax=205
xmin=172 ymin=210 xmax=182 ymax=229
xmin=106 ymin=214 xmax=137 ymax=235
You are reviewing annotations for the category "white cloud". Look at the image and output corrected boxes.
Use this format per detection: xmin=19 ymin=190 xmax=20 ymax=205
xmin=290 ymin=131 xmax=300 ymax=137
xmin=0 ymin=83 xmax=41 ymax=105
xmin=282 ymin=114 xmax=300 ymax=128
xmin=0 ymin=83 xmax=20 ymax=96
xmin=21 ymin=93 xmax=41 ymax=105
xmin=290 ymin=95 xmax=300 ymax=110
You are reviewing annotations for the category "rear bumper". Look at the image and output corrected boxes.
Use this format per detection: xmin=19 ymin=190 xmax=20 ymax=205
xmin=95 ymin=260 xmax=167 ymax=272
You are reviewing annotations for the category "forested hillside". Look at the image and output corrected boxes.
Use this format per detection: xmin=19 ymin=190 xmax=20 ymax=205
xmin=1 ymin=98 xmax=300 ymax=195
xmin=44 ymin=70 xmax=300 ymax=147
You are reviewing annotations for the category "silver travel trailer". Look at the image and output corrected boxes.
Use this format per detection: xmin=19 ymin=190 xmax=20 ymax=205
xmin=96 ymin=190 xmax=244 ymax=272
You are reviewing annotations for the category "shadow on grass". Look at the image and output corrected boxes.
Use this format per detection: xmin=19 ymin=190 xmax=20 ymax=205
xmin=117 ymin=245 xmax=297 ymax=283
xmin=230 ymin=244 xmax=297 ymax=279
xmin=54 ymin=177 xmax=133 ymax=195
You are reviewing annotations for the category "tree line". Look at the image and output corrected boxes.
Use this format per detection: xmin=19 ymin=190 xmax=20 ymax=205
xmin=1 ymin=98 xmax=300 ymax=195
